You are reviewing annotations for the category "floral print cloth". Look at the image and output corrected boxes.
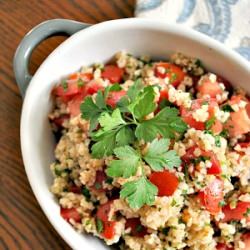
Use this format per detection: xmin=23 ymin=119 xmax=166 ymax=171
xmin=135 ymin=0 xmax=250 ymax=60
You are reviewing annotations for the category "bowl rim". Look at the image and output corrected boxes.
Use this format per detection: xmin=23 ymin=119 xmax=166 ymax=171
xmin=20 ymin=17 xmax=250 ymax=249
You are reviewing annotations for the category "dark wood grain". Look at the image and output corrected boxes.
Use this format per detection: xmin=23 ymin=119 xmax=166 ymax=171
xmin=0 ymin=1 xmax=135 ymax=249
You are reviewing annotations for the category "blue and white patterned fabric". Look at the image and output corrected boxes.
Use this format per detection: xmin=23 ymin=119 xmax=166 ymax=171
xmin=135 ymin=0 xmax=250 ymax=61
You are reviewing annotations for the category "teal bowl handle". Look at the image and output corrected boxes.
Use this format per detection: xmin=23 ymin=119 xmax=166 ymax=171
xmin=13 ymin=19 xmax=91 ymax=97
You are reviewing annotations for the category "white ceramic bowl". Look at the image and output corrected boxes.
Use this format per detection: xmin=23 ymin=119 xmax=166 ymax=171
xmin=18 ymin=18 xmax=250 ymax=249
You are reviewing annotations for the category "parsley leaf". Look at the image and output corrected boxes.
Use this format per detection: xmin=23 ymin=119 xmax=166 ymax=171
xmin=91 ymin=130 xmax=117 ymax=158
xmin=115 ymin=126 xmax=135 ymax=146
xmin=107 ymin=146 xmax=141 ymax=178
xmin=80 ymin=91 xmax=109 ymax=131
xmin=98 ymin=109 xmax=126 ymax=132
xmin=135 ymin=107 xmax=187 ymax=142
xmin=128 ymin=86 xmax=156 ymax=120
xmin=91 ymin=109 xmax=131 ymax=158
xmin=117 ymin=96 xmax=130 ymax=112
xmin=120 ymin=176 xmax=158 ymax=209
xmin=127 ymin=78 xmax=144 ymax=102
xmin=143 ymin=138 xmax=181 ymax=171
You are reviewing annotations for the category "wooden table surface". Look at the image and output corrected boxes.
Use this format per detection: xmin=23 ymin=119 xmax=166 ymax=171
xmin=0 ymin=1 xmax=134 ymax=249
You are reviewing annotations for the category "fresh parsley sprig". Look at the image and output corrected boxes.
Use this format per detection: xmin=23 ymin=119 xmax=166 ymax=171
xmin=107 ymin=138 xmax=181 ymax=208
xmin=80 ymin=80 xmax=187 ymax=158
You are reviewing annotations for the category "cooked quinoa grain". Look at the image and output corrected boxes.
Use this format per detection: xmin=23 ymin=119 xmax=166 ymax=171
xmin=49 ymin=52 xmax=250 ymax=250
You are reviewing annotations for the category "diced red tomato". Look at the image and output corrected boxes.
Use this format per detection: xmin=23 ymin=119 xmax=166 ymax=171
xmin=53 ymin=73 xmax=92 ymax=99
xmin=80 ymin=72 xmax=93 ymax=82
xmin=125 ymin=218 xmax=147 ymax=237
xmin=158 ymin=88 xmax=169 ymax=105
xmin=181 ymin=146 xmax=196 ymax=163
xmin=149 ymin=170 xmax=179 ymax=197
xmin=211 ymin=119 xmax=223 ymax=135
xmin=106 ymin=90 xmax=126 ymax=108
xmin=182 ymin=146 xmax=221 ymax=175
xmin=67 ymin=93 xmax=85 ymax=117
xmin=68 ymin=185 xmax=81 ymax=194
xmin=68 ymin=72 xmax=93 ymax=82
xmin=199 ymin=178 xmax=223 ymax=215
xmin=92 ymin=171 xmax=107 ymax=192
xmin=225 ymin=108 xmax=250 ymax=137
xmin=216 ymin=243 xmax=233 ymax=250
xmin=203 ymin=151 xmax=222 ymax=175
xmin=97 ymin=201 xmax=113 ymax=221
xmin=242 ymin=233 xmax=250 ymax=250
xmin=68 ymin=73 xmax=79 ymax=81
xmin=53 ymin=81 xmax=84 ymax=98
xmin=180 ymin=105 xmax=205 ymax=131
xmin=224 ymin=95 xmax=250 ymax=136
xmin=197 ymin=77 xmax=222 ymax=98
xmin=51 ymin=114 xmax=70 ymax=127
xmin=238 ymin=142 xmax=250 ymax=148
xmin=180 ymin=98 xmax=222 ymax=132
xmin=222 ymin=202 xmax=250 ymax=222
xmin=85 ymin=80 xmax=104 ymax=95
xmin=155 ymin=63 xmax=185 ymax=87
xmin=60 ymin=207 xmax=81 ymax=223
xmin=102 ymin=65 xmax=124 ymax=83
xmin=97 ymin=201 xmax=116 ymax=239
xmin=102 ymin=221 xmax=116 ymax=239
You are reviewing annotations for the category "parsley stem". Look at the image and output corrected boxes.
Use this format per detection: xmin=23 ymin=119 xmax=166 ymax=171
xmin=131 ymin=113 xmax=138 ymax=125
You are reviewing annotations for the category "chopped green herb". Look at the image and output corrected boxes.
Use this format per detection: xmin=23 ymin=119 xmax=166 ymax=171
xmin=96 ymin=218 xmax=103 ymax=233
xmin=219 ymin=200 xmax=226 ymax=207
xmin=220 ymin=129 xmax=229 ymax=138
xmin=162 ymin=227 xmax=170 ymax=235
xmin=202 ymin=101 xmax=209 ymax=105
xmin=135 ymin=224 xmax=143 ymax=233
xmin=77 ymin=79 xmax=85 ymax=87
xmin=105 ymin=177 xmax=113 ymax=185
xmin=222 ymin=104 xmax=234 ymax=112
xmin=169 ymin=73 xmax=177 ymax=83
xmin=82 ymin=187 xmax=91 ymax=201
xmin=215 ymin=135 xmax=221 ymax=147
xmin=94 ymin=183 xmax=102 ymax=190
xmin=184 ymin=164 xmax=189 ymax=181
xmin=195 ymin=59 xmax=203 ymax=67
xmin=244 ymin=208 xmax=250 ymax=217
xmin=205 ymin=116 xmax=215 ymax=130
xmin=204 ymin=130 xmax=213 ymax=135
xmin=85 ymin=219 xmax=91 ymax=225
xmin=191 ymin=156 xmax=210 ymax=165
xmin=171 ymin=199 xmax=177 ymax=207
xmin=61 ymin=79 xmax=68 ymax=91
xmin=54 ymin=167 xmax=71 ymax=176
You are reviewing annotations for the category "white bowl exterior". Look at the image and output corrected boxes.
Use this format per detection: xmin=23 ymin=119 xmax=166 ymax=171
xmin=21 ymin=18 xmax=250 ymax=250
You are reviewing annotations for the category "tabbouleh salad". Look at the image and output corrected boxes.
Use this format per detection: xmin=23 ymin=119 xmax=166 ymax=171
xmin=49 ymin=51 xmax=250 ymax=250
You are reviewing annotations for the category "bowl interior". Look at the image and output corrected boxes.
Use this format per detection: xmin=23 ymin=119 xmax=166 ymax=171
xmin=21 ymin=18 xmax=250 ymax=250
